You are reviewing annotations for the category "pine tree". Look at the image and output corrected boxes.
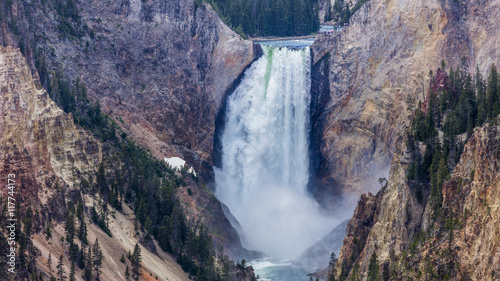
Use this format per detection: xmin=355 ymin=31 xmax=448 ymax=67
xmin=92 ymin=238 xmax=104 ymax=280
xmin=23 ymin=207 xmax=33 ymax=237
xmin=78 ymin=218 xmax=88 ymax=245
xmin=69 ymin=261 xmax=75 ymax=281
xmin=430 ymin=149 xmax=444 ymax=214
xmin=48 ymin=252 xmax=53 ymax=274
xmin=78 ymin=247 xmax=86 ymax=269
xmin=436 ymin=157 xmax=449 ymax=199
xmin=327 ymin=252 xmax=337 ymax=281
xmin=367 ymin=251 xmax=380 ymax=281
xmin=83 ymin=247 xmax=92 ymax=281
xmin=125 ymin=265 xmax=131 ymax=279
xmin=476 ymin=67 xmax=487 ymax=126
xmin=131 ymin=243 xmax=142 ymax=279
xmin=76 ymin=198 xmax=84 ymax=221
xmin=65 ymin=213 xmax=75 ymax=245
xmin=486 ymin=64 xmax=499 ymax=120
xmin=45 ymin=225 xmax=52 ymax=239
xmin=324 ymin=0 xmax=333 ymax=22
xmin=97 ymin=161 xmax=108 ymax=194
xmin=56 ymin=255 xmax=66 ymax=281
xmin=350 ymin=262 xmax=361 ymax=281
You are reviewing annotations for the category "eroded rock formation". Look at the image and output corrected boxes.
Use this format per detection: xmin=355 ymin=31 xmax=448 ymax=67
xmin=333 ymin=120 xmax=500 ymax=280
xmin=310 ymin=0 xmax=500 ymax=209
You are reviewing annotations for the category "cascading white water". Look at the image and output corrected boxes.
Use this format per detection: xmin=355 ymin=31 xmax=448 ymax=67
xmin=215 ymin=46 xmax=336 ymax=259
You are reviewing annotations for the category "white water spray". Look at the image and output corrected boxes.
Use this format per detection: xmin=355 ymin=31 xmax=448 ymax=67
xmin=215 ymin=46 xmax=336 ymax=259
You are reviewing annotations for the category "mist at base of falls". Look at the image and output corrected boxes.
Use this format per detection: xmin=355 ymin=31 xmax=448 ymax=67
xmin=214 ymin=46 xmax=338 ymax=259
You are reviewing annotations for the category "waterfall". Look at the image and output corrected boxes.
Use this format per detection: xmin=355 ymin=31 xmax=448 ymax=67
xmin=215 ymin=46 xmax=335 ymax=259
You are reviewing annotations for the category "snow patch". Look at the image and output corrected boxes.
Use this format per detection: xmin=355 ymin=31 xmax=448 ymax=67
xmin=164 ymin=157 xmax=197 ymax=176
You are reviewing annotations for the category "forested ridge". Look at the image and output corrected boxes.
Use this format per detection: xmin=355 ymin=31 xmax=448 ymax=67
xmin=324 ymin=0 xmax=369 ymax=24
xmin=200 ymin=0 xmax=320 ymax=37
xmin=407 ymin=61 xmax=499 ymax=213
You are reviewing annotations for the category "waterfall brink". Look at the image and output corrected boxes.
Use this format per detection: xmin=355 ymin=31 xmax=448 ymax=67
xmin=215 ymin=46 xmax=335 ymax=259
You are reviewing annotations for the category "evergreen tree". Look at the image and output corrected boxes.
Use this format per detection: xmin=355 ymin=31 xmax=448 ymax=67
xmin=436 ymin=157 xmax=449 ymax=198
xmin=48 ymin=252 xmax=53 ymax=274
xmin=76 ymin=198 xmax=84 ymax=221
xmin=206 ymin=0 xmax=321 ymax=37
xmin=78 ymin=218 xmax=88 ymax=245
xmin=45 ymin=225 xmax=52 ymax=239
xmin=56 ymin=255 xmax=66 ymax=281
xmin=83 ymin=247 xmax=92 ymax=281
xmin=327 ymin=252 xmax=337 ymax=281
xmin=131 ymin=243 xmax=142 ymax=279
xmin=78 ymin=247 xmax=86 ymax=269
xmin=324 ymin=0 xmax=333 ymax=22
xmin=69 ymin=261 xmax=75 ymax=281
xmin=65 ymin=213 xmax=75 ymax=244
xmin=367 ymin=251 xmax=380 ymax=281
xmin=430 ymin=149 xmax=443 ymax=214
xmin=486 ymin=64 xmax=499 ymax=120
xmin=476 ymin=67 xmax=487 ymax=126
xmin=341 ymin=3 xmax=351 ymax=24
xmin=92 ymin=238 xmax=104 ymax=280
xmin=23 ymin=207 xmax=33 ymax=237
xmin=97 ymin=162 xmax=108 ymax=195
xmin=350 ymin=262 xmax=361 ymax=281
xmin=125 ymin=265 xmax=131 ymax=279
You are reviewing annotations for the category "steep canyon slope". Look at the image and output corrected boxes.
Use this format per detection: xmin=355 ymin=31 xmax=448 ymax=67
xmin=332 ymin=120 xmax=500 ymax=280
xmin=310 ymin=0 xmax=500 ymax=208
xmin=0 ymin=45 xmax=193 ymax=281
xmin=1 ymin=0 xmax=260 ymax=262
xmin=1 ymin=0 xmax=259 ymax=180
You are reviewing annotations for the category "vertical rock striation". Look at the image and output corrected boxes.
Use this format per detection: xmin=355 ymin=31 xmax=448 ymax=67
xmin=0 ymin=46 xmax=101 ymax=222
xmin=310 ymin=0 xmax=500 ymax=208
xmin=333 ymin=121 xmax=500 ymax=280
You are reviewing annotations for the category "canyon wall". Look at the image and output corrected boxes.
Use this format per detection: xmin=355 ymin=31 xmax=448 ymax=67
xmin=333 ymin=121 xmax=500 ymax=280
xmin=310 ymin=0 xmax=500 ymax=208
xmin=0 ymin=46 xmax=194 ymax=281
xmin=1 ymin=0 xmax=259 ymax=181
xmin=0 ymin=43 xmax=255 ymax=280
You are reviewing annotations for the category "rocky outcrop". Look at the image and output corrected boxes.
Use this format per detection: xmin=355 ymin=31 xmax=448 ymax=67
xmin=310 ymin=0 xmax=500 ymax=207
xmin=332 ymin=122 xmax=500 ymax=280
xmin=176 ymin=177 xmax=260 ymax=260
xmin=0 ymin=45 xmax=101 ymax=222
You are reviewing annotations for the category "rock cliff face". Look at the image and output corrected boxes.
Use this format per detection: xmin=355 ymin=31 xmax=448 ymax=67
xmin=0 ymin=46 xmax=194 ymax=281
xmin=333 ymin=121 xmax=500 ymax=280
xmin=0 ymin=45 xmax=101 ymax=221
xmin=1 ymin=0 xmax=259 ymax=262
xmin=310 ymin=0 xmax=500 ymax=207
xmin=1 ymin=43 xmax=256 ymax=280
xmin=1 ymin=0 xmax=259 ymax=181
